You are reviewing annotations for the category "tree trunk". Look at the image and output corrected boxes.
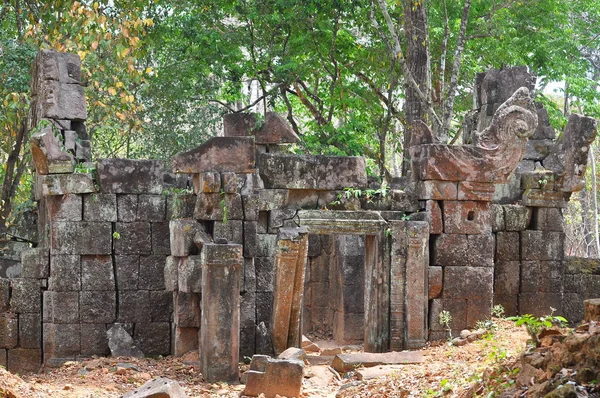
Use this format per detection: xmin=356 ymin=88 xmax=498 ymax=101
xmin=590 ymin=148 xmax=600 ymax=257
xmin=0 ymin=122 xmax=29 ymax=235
xmin=401 ymin=0 xmax=431 ymax=177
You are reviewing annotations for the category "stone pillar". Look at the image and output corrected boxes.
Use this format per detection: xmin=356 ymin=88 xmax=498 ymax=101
xmin=364 ymin=231 xmax=389 ymax=353
xmin=405 ymin=221 xmax=429 ymax=348
xmin=389 ymin=221 xmax=429 ymax=350
xmin=271 ymin=227 xmax=309 ymax=355
xmin=200 ymin=243 xmax=242 ymax=383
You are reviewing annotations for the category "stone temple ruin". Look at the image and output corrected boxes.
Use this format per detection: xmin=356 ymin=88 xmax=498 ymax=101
xmin=0 ymin=50 xmax=598 ymax=386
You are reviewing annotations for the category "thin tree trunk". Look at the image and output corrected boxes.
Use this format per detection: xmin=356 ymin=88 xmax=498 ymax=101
xmin=0 ymin=122 xmax=28 ymax=235
xmin=441 ymin=0 xmax=471 ymax=140
xmin=590 ymin=148 xmax=600 ymax=257
xmin=401 ymin=0 xmax=432 ymax=177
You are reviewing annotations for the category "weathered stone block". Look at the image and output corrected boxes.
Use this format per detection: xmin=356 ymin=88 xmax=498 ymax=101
xmin=519 ymin=293 xmax=563 ymax=317
xmin=81 ymin=255 xmax=114 ymax=291
xmin=443 ymin=201 xmax=491 ymax=234
xmin=532 ymin=207 xmax=564 ymax=232
xmin=113 ymin=222 xmax=151 ymax=255
xmin=496 ymin=231 xmax=520 ymax=261
xmin=150 ymin=290 xmax=172 ymax=322
xmin=51 ymin=221 xmax=112 ymax=255
xmin=116 ymin=194 xmax=138 ymax=222
xmin=43 ymin=323 xmax=80 ymax=358
xmin=443 ymin=266 xmax=493 ymax=299
xmin=139 ymin=255 xmax=166 ymax=290
xmin=192 ymin=172 xmax=221 ymax=194
xmin=521 ymin=230 xmax=564 ymax=261
xmin=413 ymin=180 xmax=458 ymax=200
xmin=133 ymin=322 xmax=171 ymax=356
xmin=173 ymin=137 xmax=255 ymax=174
xmin=44 ymin=194 xmax=82 ymax=221
xmin=244 ymin=355 xmax=304 ymax=398
xmin=503 ymin=205 xmax=531 ymax=231
xmin=240 ymin=292 xmax=256 ymax=358
xmin=522 ymin=189 xmax=568 ymax=208
xmin=493 ymin=294 xmax=518 ymax=317
xmin=174 ymin=292 xmax=201 ymax=328
xmin=214 ymin=220 xmax=243 ymax=244
xmin=425 ymin=200 xmax=443 ymax=234
xmin=97 ymin=159 xmax=164 ymax=194
xmin=433 ymin=233 xmax=494 ymax=267
xmin=428 ymin=266 xmax=443 ymax=299
xmin=169 ymin=219 xmax=203 ymax=256
xmin=83 ymin=194 xmax=117 ymax=222
xmin=457 ymin=181 xmax=495 ymax=201
xmin=151 ymin=222 xmax=171 ymax=255
xmin=194 ymin=193 xmax=243 ymax=221
xmin=80 ymin=323 xmax=110 ymax=356
xmin=224 ymin=112 xmax=300 ymax=145
xmin=258 ymin=153 xmax=367 ymax=190
xmin=137 ymin=195 xmax=166 ymax=221
xmin=242 ymin=257 xmax=257 ymax=294
xmin=166 ymin=193 xmax=196 ymax=220
xmin=21 ymin=248 xmax=49 ymax=279
xmin=0 ymin=313 xmax=18 ymax=348
xmin=178 ymin=256 xmax=202 ymax=293
xmin=10 ymin=279 xmax=41 ymax=313
xmin=521 ymin=170 xmax=555 ymax=190
xmin=80 ymin=291 xmax=116 ymax=323
xmin=0 ymin=279 xmax=9 ymax=313
xmin=562 ymin=293 xmax=583 ymax=322
xmin=494 ymin=261 xmax=520 ymax=296
xmin=30 ymin=125 xmax=74 ymax=175
xmin=173 ymin=326 xmax=199 ymax=356
xmin=118 ymin=290 xmax=151 ymax=323
xmin=267 ymin=209 xmax=297 ymax=234
xmin=520 ymin=261 xmax=563 ymax=293
xmin=164 ymin=256 xmax=178 ymax=291
xmin=7 ymin=348 xmax=41 ymax=374
xmin=43 ymin=291 xmax=79 ymax=323
xmin=36 ymin=173 xmax=95 ymax=198
xmin=524 ymin=139 xmax=552 ymax=161
xmin=491 ymin=204 xmax=505 ymax=232
xmin=467 ymin=296 xmax=493 ymax=328
xmin=255 ymin=257 xmax=275 ymax=292
xmin=115 ymin=255 xmax=139 ymax=290
xmin=221 ymin=172 xmax=238 ymax=193
xmin=256 ymin=234 xmax=277 ymax=258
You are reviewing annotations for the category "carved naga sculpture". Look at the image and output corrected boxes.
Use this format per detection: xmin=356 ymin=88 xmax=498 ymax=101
xmin=410 ymin=87 xmax=538 ymax=183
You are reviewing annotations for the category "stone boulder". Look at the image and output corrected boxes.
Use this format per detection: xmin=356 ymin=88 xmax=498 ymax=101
xmin=244 ymin=355 xmax=304 ymax=398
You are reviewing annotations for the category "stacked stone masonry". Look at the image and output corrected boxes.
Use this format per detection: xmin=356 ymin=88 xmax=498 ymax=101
xmin=2 ymin=51 xmax=599 ymax=381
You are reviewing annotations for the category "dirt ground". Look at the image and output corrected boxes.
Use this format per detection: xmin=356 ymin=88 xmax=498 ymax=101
xmin=0 ymin=319 xmax=529 ymax=398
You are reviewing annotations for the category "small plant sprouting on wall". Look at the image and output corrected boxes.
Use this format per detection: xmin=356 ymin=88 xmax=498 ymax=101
xmin=439 ymin=310 xmax=453 ymax=340
xmin=219 ymin=192 xmax=229 ymax=224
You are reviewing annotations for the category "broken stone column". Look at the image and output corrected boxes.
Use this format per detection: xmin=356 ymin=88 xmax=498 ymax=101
xmin=271 ymin=227 xmax=309 ymax=355
xmin=199 ymin=243 xmax=242 ymax=383
xmin=389 ymin=221 xmax=429 ymax=350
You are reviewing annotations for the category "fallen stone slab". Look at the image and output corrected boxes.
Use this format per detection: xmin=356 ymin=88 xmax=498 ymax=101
xmin=107 ymin=324 xmax=144 ymax=358
xmin=244 ymin=355 xmax=304 ymax=398
xmin=332 ymin=351 xmax=424 ymax=373
xmin=277 ymin=347 xmax=305 ymax=361
xmin=123 ymin=377 xmax=187 ymax=398
xmin=584 ymin=298 xmax=600 ymax=322
xmin=356 ymin=365 xmax=408 ymax=380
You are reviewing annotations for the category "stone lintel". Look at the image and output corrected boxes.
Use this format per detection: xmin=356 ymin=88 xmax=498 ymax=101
xmin=296 ymin=210 xmax=387 ymax=235
xmin=172 ymin=137 xmax=255 ymax=174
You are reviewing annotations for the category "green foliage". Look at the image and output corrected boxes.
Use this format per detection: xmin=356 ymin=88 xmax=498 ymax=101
xmin=439 ymin=310 xmax=453 ymax=339
xmin=507 ymin=310 xmax=568 ymax=347
xmin=492 ymin=304 xmax=505 ymax=319
xmin=219 ymin=192 xmax=229 ymax=224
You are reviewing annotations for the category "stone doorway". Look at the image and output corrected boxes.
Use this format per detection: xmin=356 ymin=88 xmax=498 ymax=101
xmin=296 ymin=210 xmax=389 ymax=352
xmin=303 ymin=234 xmax=366 ymax=346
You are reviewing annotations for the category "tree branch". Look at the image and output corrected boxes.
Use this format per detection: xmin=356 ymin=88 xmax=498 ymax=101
xmin=441 ymin=0 xmax=472 ymax=138
xmin=375 ymin=0 xmax=442 ymax=130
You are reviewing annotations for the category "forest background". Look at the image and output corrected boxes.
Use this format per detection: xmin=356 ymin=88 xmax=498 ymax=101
xmin=1 ymin=0 xmax=600 ymax=256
